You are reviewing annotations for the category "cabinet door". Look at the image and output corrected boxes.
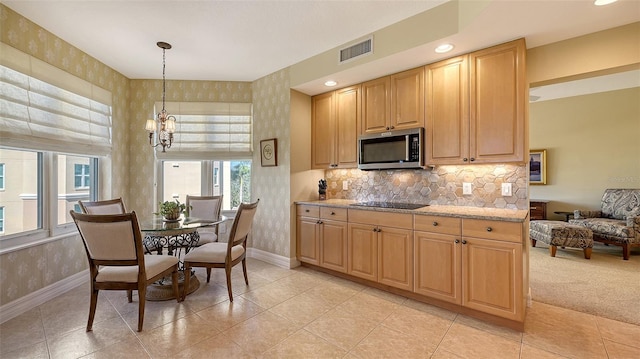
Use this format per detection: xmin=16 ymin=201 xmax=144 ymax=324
xmin=378 ymin=227 xmax=413 ymax=291
xmin=348 ymin=223 xmax=378 ymax=281
xmin=320 ymin=219 xmax=348 ymax=273
xmin=461 ymin=237 xmax=523 ymax=321
xmin=469 ymin=39 xmax=526 ymax=163
xmin=335 ymin=86 xmax=360 ymax=168
xmin=390 ymin=67 xmax=424 ymax=131
xmin=414 ymin=231 xmax=461 ymax=304
xmin=362 ymin=77 xmax=390 ymax=134
xmin=297 ymin=217 xmax=320 ymax=265
xmin=311 ymin=92 xmax=335 ymax=169
xmin=425 ymin=56 xmax=469 ymax=165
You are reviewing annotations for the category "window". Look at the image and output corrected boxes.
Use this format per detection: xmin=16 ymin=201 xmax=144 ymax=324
xmin=74 ymin=164 xmax=91 ymax=188
xmin=59 ymin=155 xmax=97 ymax=225
xmin=0 ymin=163 xmax=5 ymax=190
xmin=0 ymin=207 xmax=4 ymax=233
xmin=0 ymin=46 xmax=110 ymax=251
xmin=161 ymin=160 xmax=251 ymax=211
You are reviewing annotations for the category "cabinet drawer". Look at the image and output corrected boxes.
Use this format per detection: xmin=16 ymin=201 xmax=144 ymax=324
xmin=348 ymin=209 xmax=413 ymax=229
xmin=462 ymin=219 xmax=522 ymax=243
xmin=414 ymin=215 xmax=461 ymax=235
xmin=320 ymin=206 xmax=348 ymax=221
xmin=297 ymin=205 xmax=319 ymax=217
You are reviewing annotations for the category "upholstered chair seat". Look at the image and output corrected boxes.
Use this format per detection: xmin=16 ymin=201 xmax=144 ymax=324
xmin=569 ymin=188 xmax=640 ymax=260
xmin=183 ymin=200 xmax=259 ymax=302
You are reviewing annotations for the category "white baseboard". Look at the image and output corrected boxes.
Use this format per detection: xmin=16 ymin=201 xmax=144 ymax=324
xmin=247 ymin=248 xmax=300 ymax=269
xmin=0 ymin=269 xmax=88 ymax=324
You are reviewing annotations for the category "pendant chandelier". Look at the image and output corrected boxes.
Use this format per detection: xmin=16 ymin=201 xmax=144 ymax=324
xmin=145 ymin=41 xmax=176 ymax=152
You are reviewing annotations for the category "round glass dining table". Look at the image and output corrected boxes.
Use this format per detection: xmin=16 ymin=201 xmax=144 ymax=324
xmin=139 ymin=215 xmax=228 ymax=300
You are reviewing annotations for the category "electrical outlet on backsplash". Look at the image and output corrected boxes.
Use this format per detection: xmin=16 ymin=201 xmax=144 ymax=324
xmin=325 ymin=164 xmax=528 ymax=210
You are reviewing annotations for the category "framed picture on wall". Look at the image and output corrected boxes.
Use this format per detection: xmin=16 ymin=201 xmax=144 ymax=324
xmin=260 ymin=138 xmax=278 ymax=167
xmin=529 ymin=149 xmax=547 ymax=185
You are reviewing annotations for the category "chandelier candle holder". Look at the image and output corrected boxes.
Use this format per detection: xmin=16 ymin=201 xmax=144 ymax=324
xmin=145 ymin=41 xmax=176 ymax=152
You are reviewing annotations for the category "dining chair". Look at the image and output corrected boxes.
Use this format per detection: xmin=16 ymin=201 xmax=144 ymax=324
xmin=78 ymin=197 xmax=137 ymax=301
xmin=185 ymin=195 xmax=223 ymax=245
xmin=70 ymin=210 xmax=180 ymax=332
xmin=78 ymin=197 xmax=127 ymax=215
xmin=182 ymin=199 xmax=259 ymax=302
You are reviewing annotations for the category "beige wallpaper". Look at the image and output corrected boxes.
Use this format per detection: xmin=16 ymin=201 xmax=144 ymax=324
xmin=0 ymin=4 xmax=129 ymax=305
xmin=529 ymin=87 xmax=640 ymax=219
xmin=251 ymin=69 xmax=292 ymax=257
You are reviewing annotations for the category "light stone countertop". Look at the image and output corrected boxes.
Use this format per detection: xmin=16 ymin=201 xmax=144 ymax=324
xmin=296 ymin=199 xmax=529 ymax=223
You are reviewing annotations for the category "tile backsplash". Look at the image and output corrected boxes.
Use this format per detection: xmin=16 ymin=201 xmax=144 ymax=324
xmin=324 ymin=164 xmax=528 ymax=210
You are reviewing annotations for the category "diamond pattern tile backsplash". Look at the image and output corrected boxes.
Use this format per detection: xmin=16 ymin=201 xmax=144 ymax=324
xmin=324 ymin=164 xmax=528 ymax=209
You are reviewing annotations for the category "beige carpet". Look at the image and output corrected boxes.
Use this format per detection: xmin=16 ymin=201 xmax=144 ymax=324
xmin=529 ymin=241 xmax=640 ymax=326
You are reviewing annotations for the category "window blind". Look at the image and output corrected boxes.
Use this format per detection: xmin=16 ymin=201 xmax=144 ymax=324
xmin=0 ymin=44 xmax=112 ymax=156
xmin=156 ymin=102 xmax=252 ymax=160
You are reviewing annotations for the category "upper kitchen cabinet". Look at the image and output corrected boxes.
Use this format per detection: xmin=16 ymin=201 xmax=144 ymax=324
xmin=426 ymin=39 xmax=527 ymax=165
xmin=362 ymin=67 xmax=425 ymax=134
xmin=311 ymin=85 xmax=360 ymax=169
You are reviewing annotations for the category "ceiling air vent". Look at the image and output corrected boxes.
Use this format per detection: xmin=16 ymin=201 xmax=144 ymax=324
xmin=339 ymin=36 xmax=373 ymax=64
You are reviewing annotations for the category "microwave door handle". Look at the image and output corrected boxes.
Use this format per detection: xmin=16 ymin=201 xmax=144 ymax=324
xmin=405 ymin=135 xmax=410 ymax=161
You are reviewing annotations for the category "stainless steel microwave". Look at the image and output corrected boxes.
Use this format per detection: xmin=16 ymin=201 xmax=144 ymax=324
xmin=358 ymin=128 xmax=424 ymax=170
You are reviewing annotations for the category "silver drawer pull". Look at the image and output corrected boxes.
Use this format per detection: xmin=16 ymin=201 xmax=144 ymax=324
xmin=530 ymin=207 xmax=537 ymax=210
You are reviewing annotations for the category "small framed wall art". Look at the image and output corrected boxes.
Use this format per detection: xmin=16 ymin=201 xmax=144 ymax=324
xmin=260 ymin=138 xmax=278 ymax=167
xmin=529 ymin=149 xmax=547 ymax=185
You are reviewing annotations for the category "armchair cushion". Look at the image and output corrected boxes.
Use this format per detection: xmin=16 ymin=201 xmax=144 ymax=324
xmin=569 ymin=189 xmax=640 ymax=246
xmin=96 ymin=255 xmax=179 ymax=283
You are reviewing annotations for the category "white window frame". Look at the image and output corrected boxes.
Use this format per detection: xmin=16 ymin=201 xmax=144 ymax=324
xmin=0 ymin=206 xmax=5 ymax=234
xmin=0 ymin=163 xmax=5 ymax=190
xmin=74 ymin=163 xmax=91 ymax=189
xmin=156 ymin=159 xmax=252 ymax=217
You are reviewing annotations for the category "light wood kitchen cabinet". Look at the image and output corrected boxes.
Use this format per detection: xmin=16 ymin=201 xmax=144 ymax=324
xmin=425 ymin=39 xmax=526 ymax=165
xmin=414 ymin=215 xmax=525 ymax=322
xmin=318 ymin=207 xmax=348 ymax=273
xmin=296 ymin=205 xmax=348 ymax=272
xmin=414 ymin=215 xmax=462 ymax=304
xmin=311 ymin=85 xmax=360 ymax=169
xmin=297 ymin=205 xmax=320 ymax=265
xmin=362 ymin=67 xmax=424 ymax=134
xmin=461 ymin=218 xmax=525 ymax=322
xmin=348 ymin=209 xmax=413 ymax=290
xmin=425 ymin=55 xmax=469 ymax=165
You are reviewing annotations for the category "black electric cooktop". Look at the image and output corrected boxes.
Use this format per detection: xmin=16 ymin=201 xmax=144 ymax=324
xmin=349 ymin=201 xmax=428 ymax=210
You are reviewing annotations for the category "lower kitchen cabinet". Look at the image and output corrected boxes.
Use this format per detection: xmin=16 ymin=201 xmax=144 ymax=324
xmin=348 ymin=209 xmax=413 ymax=291
xmin=414 ymin=215 xmax=525 ymax=322
xmin=347 ymin=223 xmax=378 ymax=281
xmin=297 ymin=204 xmax=528 ymax=328
xmin=297 ymin=205 xmax=348 ymax=273
xmin=414 ymin=231 xmax=461 ymax=304
xmin=461 ymin=236 xmax=523 ymax=321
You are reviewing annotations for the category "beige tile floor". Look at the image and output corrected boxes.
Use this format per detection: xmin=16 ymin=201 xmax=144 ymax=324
xmin=2 ymin=258 xmax=639 ymax=359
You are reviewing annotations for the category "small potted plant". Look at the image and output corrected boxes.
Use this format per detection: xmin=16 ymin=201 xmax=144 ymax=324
xmin=155 ymin=199 xmax=188 ymax=222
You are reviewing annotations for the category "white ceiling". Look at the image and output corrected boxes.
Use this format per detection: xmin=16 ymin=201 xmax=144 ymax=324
xmin=3 ymin=0 xmax=640 ymax=96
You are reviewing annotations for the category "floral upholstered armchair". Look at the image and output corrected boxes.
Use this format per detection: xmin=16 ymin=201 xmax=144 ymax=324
xmin=569 ymin=189 xmax=640 ymax=260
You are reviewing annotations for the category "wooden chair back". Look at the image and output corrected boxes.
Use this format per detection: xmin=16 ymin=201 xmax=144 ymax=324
xmin=227 ymin=199 xmax=259 ymax=252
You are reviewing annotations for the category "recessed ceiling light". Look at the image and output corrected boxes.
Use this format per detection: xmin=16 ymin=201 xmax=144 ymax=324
xmin=435 ymin=43 xmax=454 ymax=53
xmin=324 ymin=80 xmax=337 ymax=87
xmin=594 ymin=0 xmax=618 ymax=5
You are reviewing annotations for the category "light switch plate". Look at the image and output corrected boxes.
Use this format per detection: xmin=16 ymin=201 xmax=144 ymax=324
xmin=463 ymin=182 xmax=472 ymax=195
xmin=502 ymin=183 xmax=513 ymax=196
xmin=343 ymin=180 xmax=349 ymax=190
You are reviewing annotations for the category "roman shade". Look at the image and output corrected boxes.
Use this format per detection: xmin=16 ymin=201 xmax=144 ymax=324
xmin=156 ymin=101 xmax=252 ymax=160
xmin=0 ymin=43 xmax=112 ymax=156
